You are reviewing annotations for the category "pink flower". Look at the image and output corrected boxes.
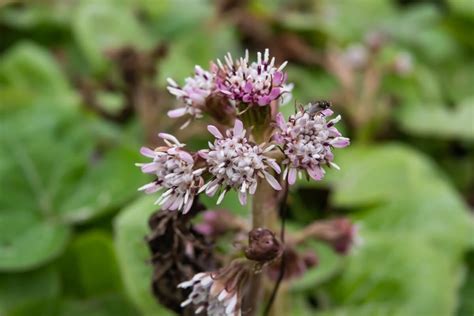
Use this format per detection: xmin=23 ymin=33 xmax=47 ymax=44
xmin=274 ymin=105 xmax=350 ymax=185
xmin=167 ymin=65 xmax=216 ymax=128
xmin=216 ymin=49 xmax=291 ymax=107
xmin=200 ymin=119 xmax=282 ymax=205
xmin=136 ymin=133 xmax=204 ymax=213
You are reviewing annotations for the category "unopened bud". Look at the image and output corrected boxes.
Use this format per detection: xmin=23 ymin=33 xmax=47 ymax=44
xmin=244 ymin=228 xmax=282 ymax=262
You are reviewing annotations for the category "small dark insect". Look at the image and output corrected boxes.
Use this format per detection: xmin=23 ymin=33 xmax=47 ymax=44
xmin=306 ymin=100 xmax=332 ymax=116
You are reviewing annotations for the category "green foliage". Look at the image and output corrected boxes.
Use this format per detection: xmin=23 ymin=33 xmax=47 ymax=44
xmin=317 ymin=144 xmax=474 ymax=316
xmin=72 ymin=1 xmax=152 ymax=72
xmin=114 ymin=196 xmax=173 ymax=316
xmin=0 ymin=265 xmax=60 ymax=316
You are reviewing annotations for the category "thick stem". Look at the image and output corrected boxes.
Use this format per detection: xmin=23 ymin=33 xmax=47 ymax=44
xmin=244 ymin=179 xmax=280 ymax=315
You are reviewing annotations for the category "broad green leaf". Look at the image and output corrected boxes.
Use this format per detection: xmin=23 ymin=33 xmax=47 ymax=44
xmin=0 ymin=42 xmax=76 ymax=108
xmin=319 ymin=0 xmax=396 ymax=42
xmin=59 ymin=231 xmax=125 ymax=297
xmin=457 ymin=252 xmax=474 ymax=316
xmin=0 ymin=209 xmax=70 ymax=271
xmin=384 ymin=4 xmax=458 ymax=63
xmin=0 ymin=265 xmax=60 ymax=316
xmin=146 ymin=0 xmax=212 ymax=39
xmin=57 ymin=294 xmax=138 ymax=316
xmin=114 ymin=196 xmax=173 ymax=316
xmin=322 ymin=233 xmax=464 ymax=316
xmin=0 ymin=104 xmax=141 ymax=271
xmin=291 ymin=242 xmax=344 ymax=292
xmin=58 ymin=145 xmax=146 ymax=224
xmin=320 ymin=144 xmax=474 ymax=316
xmin=72 ymin=1 xmax=151 ymax=71
xmin=396 ymin=98 xmax=474 ymax=141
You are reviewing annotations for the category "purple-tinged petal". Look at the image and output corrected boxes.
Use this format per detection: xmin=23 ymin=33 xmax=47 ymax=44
xmin=167 ymin=108 xmax=187 ymax=118
xmin=321 ymin=109 xmax=334 ymax=116
xmin=273 ymin=71 xmax=283 ymax=85
xmin=331 ymin=137 xmax=350 ymax=148
xmin=233 ymin=119 xmax=244 ymax=136
xmin=268 ymin=87 xmax=281 ymax=100
xmin=158 ymin=133 xmax=181 ymax=145
xmin=207 ymin=125 xmax=223 ymax=139
xmin=244 ymin=81 xmax=253 ymax=93
xmin=178 ymin=151 xmax=194 ymax=164
xmin=288 ymin=168 xmax=297 ymax=185
xmin=275 ymin=112 xmax=286 ymax=129
xmin=238 ymin=191 xmax=247 ymax=205
xmin=140 ymin=147 xmax=156 ymax=158
xmin=258 ymin=96 xmax=271 ymax=106
xmin=264 ymin=171 xmax=282 ymax=190
xmin=307 ymin=166 xmax=324 ymax=181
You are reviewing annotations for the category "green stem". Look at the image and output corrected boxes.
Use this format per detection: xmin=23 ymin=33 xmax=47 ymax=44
xmin=244 ymin=178 xmax=280 ymax=315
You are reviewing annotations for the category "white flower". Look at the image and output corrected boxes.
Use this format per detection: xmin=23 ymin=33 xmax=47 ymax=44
xmin=274 ymin=106 xmax=350 ymax=185
xmin=136 ymin=133 xmax=204 ymax=213
xmin=200 ymin=119 xmax=282 ymax=205
xmin=167 ymin=65 xmax=216 ymax=128
xmin=216 ymin=49 xmax=290 ymax=106
xmin=178 ymin=272 xmax=240 ymax=316
xmin=178 ymin=260 xmax=254 ymax=316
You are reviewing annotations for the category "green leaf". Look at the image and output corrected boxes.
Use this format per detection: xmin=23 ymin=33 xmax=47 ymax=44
xmin=58 ymin=145 xmax=146 ymax=224
xmin=0 ymin=42 xmax=76 ymax=108
xmin=320 ymin=144 xmax=474 ymax=316
xmin=114 ymin=196 xmax=173 ymax=316
xmin=72 ymin=1 xmax=151 ymax=71
xmin=291 ymin=242 xmax=344 ymax=292
xmin=57 ymin=294 xmax=139 ymax=316
xmin=319 ymin=0 xmax=396 ymax=42
xmin=396 ymin=98 xmax=474 ymax=141
xmin=0 ymin=209 xmax=70 ymax=271
xmin=0 ymin=265 xmax=60 ymax=316
xmin=457 ymin=252 xmax=474 ymax=316
xmin=321 ymin=234 xmax=464 ymax=316
xmin=59 ymin=231 xmax=125 ymax=297
xmin=0 ymin=104 xmax=142 ymax=271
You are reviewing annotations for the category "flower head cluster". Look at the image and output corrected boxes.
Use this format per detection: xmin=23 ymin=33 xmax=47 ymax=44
xmin=274 ymin=106 xmax=350 ymax=185
xmin=178 ymin=261 xmax=251 ymax=316
xmin=136 ymin=133 xmax=204 ymax=213
xmin=167 ymin=65 xmax=216 ymax=127
xmin=216 ymin=49 xmax=289 ymax=106
xmin=200 ymin=120 xmax=282 ymax=205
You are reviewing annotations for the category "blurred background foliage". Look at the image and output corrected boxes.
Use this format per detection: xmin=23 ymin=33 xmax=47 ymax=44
xmin=0 ymin=0 xmax=473 ymax=315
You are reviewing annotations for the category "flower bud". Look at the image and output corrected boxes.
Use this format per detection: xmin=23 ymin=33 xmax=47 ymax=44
xmin=244 ymin=228 xmax=283 ymax=262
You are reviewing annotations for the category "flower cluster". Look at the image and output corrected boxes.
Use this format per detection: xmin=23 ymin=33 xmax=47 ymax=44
xmin=178 ymin=261 xmax=252 ymax=316
xmin=216 ymin=49 xmax=290 ymax=106
xmin=166 ymin=49 xmax=292 ymax=127
xmin=200 ymin=120 xmax=281 ymax=205
xmin=140 ymin=49 xmax=353 ymax=316
xmin=136 ymin=133 xmax=204 ymax=213
xmin=274 ymin=107 xmax=349 ymax=185
xmin=167 ymin=65 xmax=216 ymax=128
